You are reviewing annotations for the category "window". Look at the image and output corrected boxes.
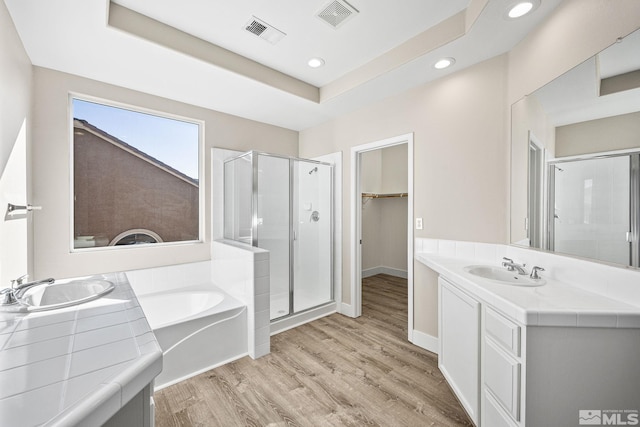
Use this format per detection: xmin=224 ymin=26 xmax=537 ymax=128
xmin=71 ymin=97 xmax=201 ymax=250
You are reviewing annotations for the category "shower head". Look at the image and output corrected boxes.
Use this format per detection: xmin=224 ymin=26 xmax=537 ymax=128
xmin=309 ymin=167 xmax=318 ymax=175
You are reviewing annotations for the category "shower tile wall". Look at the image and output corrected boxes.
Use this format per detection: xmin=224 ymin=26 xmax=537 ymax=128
xmin=212 ymin=240 xmax=270 ymax=358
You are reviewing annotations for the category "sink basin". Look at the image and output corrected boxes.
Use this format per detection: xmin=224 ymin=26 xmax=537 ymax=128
xmin=464 ymin=265 xmax=545 ymax=286
xmin=19 ymin=279 xmax=115 ymax=311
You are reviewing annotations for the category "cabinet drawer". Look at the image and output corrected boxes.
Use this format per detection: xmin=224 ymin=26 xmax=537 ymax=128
xmin=483 ymin=391 xmax=519 ymax=427
xmin=485 ymin=339 xmax=521 ymax=421
xmin=485 ymin=307 xmax=521 ymax=357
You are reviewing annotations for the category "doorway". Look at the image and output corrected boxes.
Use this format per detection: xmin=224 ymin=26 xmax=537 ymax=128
xmin=350 ymin=133 xmax=414 ymax=340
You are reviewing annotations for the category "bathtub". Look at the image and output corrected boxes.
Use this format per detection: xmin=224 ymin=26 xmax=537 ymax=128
xmin=133 ymin=282 xmax=248 ymax=390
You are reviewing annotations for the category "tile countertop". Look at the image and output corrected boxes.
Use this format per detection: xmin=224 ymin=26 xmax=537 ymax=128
xmin=0 ymin=272 xmax=162 ymax=427
xmin=416 ymin=253 xmax=640 ymax=328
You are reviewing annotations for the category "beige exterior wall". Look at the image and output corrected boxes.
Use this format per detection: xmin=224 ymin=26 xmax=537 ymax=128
xmin=31 ymin=67 xmax=298 ymax=279
xmin=0 ymin=1 xmax=32 ymax=284
xmin=74 ymin=125 xmax=199 ymax=246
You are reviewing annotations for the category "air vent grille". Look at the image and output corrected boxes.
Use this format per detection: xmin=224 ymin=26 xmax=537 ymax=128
xmin=243 ymin=16 xmax=286 ymax=44
xmin=316 ymin=0 xmax=359 ymax=29
xmin=246 ymin=20 xmax=268 ymax=37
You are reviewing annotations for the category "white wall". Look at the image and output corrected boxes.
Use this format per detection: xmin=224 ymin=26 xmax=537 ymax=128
xmin=381 ymin=144 xmax=408 ymax=194
xmin=30 ymin=67 xmax=298 ymax=279
xmin=510 ymin=94 xmax=555 ymax=244
xmin=300 ymin=0 xmax=640 ymax=339
xmin=300 ymin=54 xmax=509 ymax=337
xmin=361 ymin=144 xmax=408 ymax=275
xmin=0 ymin=1 xmax=32 ymax=284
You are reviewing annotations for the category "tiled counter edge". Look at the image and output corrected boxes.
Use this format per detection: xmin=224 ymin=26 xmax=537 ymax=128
xmin=0 ymin=272 xmax=163 ymax=427
xmin=415 ymin=238 xmax=640 ymax=328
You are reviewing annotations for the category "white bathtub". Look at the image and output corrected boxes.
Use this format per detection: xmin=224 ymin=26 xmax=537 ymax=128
xmin=133 ymin=282 xmax=248 ymax=390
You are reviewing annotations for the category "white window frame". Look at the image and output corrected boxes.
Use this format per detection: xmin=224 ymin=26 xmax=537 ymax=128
xmin=69 ymin=93 xmax=205 ymax=253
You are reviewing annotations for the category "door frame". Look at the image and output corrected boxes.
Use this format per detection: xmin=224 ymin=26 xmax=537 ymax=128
xmin=350 ymin=133 xmax=414 ymax=340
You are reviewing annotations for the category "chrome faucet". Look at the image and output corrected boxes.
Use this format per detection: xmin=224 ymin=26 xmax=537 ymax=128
xmin=1 ymin=275 xmax=55 ymax=306
xmin=530 ymin=266 xmax=545 ymax=280
xmin=502 ymin=257 xmax=528 ymax=275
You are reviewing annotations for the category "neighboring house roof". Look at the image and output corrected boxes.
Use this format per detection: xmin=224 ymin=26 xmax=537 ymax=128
xmin=73 ymin=118 xmax=199 ymax=187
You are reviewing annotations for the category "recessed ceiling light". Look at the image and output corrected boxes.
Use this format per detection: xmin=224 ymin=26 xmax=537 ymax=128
xmin=434 ymin=58 xmax=455 ymax=70
xmin=308 ymin=57 xmax=325 ymax=68
xmin=506 ymin=0 xmax=539 ymax=19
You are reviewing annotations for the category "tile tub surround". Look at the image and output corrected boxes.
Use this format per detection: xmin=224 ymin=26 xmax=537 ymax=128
xmin=0 ymin=272 xmax=162 ymax=427
xmin=415 ymin=238 xmax=640 ymax=327
xmin=212 ymin=240 xmax=270 ymax=359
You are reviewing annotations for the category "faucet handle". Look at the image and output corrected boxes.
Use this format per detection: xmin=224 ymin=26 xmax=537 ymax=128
xmin=11 ymin=274 xmax=28 ymax=288
xmin=530 ymin=266 xmax=545 ymax=279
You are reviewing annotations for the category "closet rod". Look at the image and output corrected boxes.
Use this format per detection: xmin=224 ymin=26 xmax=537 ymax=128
xmin=361 ymin=192 xmax=407 ymax=199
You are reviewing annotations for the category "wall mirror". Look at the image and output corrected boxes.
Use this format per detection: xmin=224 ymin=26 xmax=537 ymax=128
xmin=511 ymin=27 xmax=640 ymax=268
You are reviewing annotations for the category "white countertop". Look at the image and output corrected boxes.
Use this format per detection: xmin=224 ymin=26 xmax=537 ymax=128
xmin=0 ymin=272 xmax=162 ymax=427
xmin=416 ymin=253 xmax=640 ymax=328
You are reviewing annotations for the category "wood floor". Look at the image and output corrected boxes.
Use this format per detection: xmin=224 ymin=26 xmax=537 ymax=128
xmin=154 ymin=274 xmax=473 ymax=426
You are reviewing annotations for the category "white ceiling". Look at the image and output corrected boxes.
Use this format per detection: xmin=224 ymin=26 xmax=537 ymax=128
xmin=5 ymin=0 xmax=563 ymax=131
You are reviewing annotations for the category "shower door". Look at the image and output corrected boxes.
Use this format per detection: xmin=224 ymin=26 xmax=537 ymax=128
xmin=255 ymin=155 xmax=291 ymax=319
xmin=549 ymin=155 xmax=632 ymax=265
xmin=292 ymin=160 xmax=333 ymax=313
xmin=251 ymin=154 xmax=333 ymax=321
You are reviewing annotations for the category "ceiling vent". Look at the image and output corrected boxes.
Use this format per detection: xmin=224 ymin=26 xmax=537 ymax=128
xmin=316 ymin=0 xmax=359 ymax=29
xmin=244 ymin=16 xmax=286 ymax=44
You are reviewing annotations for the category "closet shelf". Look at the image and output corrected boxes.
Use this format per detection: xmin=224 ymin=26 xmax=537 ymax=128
xmin=362 ymin=192 xmax=408 ymax=199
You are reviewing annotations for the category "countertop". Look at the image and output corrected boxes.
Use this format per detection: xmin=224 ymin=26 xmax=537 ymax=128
xmin=416 ymin=253 xmax=640 ymax=328
xmin=0 ymin=272 xmax=162 ymax=426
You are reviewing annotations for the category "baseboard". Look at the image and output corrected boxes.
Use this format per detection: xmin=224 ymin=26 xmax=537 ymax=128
xmin=362 ymin=266 xmax=408 ymax=279
xmin=338 ymin=302 xmax=356 ymax=318
xmin=411 ymin=330 xmax=438 ymax=354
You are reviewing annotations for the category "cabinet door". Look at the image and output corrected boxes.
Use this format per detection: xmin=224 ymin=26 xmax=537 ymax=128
xmin=484 ymin=339 xmax=521 ymax=421
xmin=438 ymin=277 xmax=481 ymax=424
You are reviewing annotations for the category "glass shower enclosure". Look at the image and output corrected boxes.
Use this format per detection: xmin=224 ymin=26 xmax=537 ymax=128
xmin=224 ymin=151 xmax=333 ymax=320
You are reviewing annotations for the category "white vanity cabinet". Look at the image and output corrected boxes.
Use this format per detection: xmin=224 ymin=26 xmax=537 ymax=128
xmin=417 ymin=241 xmax=640 ymax=426
xmin=439 ymin=275 xmax=526 ymax=427
xmin=438 ymin=277 xmax=481 ymax=425
xmin=436 ymin=272 xmax=640 ymax=427
xmin=482 ymin=307 xmax=523 ymax=427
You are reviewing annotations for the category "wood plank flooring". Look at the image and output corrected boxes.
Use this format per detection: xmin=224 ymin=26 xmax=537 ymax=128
xmin=154 ymin=274 xmax=473 ymax=426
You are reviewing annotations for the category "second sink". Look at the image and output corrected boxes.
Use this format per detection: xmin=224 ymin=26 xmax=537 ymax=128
xmin=464 ymin=265 xmax=545 ymax=286
xmin=19 ymin=279 xmax=115 ymax=311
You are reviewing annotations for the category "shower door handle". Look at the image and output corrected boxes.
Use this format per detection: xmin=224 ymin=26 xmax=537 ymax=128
xmin=293 ymin=231 xmax=297 ymax=241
